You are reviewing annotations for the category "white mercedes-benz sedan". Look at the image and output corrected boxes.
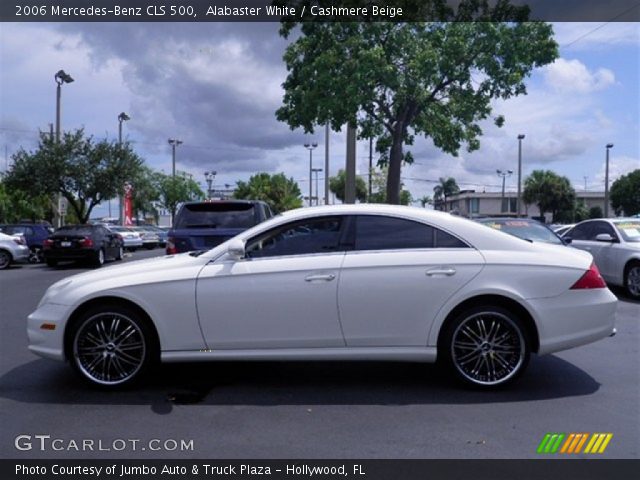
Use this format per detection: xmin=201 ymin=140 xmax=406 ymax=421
xmin=28 ymin=204 xmax=617 ymax=389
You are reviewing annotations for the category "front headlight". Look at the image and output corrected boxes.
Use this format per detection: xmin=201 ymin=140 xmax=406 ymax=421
xmin=37 ymin=279 xmax=73 ymax=308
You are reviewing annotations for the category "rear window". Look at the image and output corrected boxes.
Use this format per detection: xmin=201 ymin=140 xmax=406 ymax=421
xmin=615 ymin=222 xmax=640 ymax=243
xmin=175 ymin=203 xmax=257 ymax=229
xmin=54 ymin=226 xmax=95 ymax=236
xmin=481 ymin=220 xmax=562 ymax=244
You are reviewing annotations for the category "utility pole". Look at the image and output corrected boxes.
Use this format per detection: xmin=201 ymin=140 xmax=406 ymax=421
xmin=324 ymin=124 xmax=330 ymax=205
xmin=304 ymin=142 xmax=317 ymax=207
xmin=604 ymin=144 xmax=613 ymax=218
xmin=368 ymin=136 xmax=373 ymax=201
xmin=345 ymin=124 xmax=357 ymax=204
xmin=54 ymin=70 xmax=74 ymax=227
xmin=497 ymin=169 xmax=513 ymax=213
xmin=168 ymin=138 xmax=183 ymax=178
xmin=516 ymin=134 xmax=525 ymax=217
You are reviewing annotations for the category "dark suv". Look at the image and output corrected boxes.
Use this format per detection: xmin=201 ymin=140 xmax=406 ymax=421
xmin=0 ymin=223 xmax=54 ymax=263
xmin=167 ymin=200 xmax=273 ymax=254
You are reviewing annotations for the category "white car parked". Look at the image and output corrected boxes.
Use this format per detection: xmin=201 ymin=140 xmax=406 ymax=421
xmin=563 ymin=218 xmax=640 ymax=299
xmin=28 ymin=205 xmax=617 ymax=389
xmin=0 ymin=231 xmax=30 ymax=269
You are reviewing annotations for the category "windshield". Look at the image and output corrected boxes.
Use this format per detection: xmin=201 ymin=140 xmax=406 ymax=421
xmin=615 ymin=222 xmax=640 ymax=243
xmin=175 ymin=203 xmax=257 ymax=229
xmin=481 ymin=220 xmax=562 ymax=244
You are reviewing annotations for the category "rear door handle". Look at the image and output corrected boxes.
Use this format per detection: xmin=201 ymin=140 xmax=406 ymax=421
xmin=426 ymin=267 xmax=456 ymax=277
xmin=305 ymin=274 xmax=336 ymax=282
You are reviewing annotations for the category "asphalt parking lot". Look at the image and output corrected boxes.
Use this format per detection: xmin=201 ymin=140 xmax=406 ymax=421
xmin=0 ymin=249 xmax=638 ymax=459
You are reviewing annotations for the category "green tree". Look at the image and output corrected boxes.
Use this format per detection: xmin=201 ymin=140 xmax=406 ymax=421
xmin=610 ymin=169 xmax=640 ymax=216
xmin=523 ymin=170 xmax=576 ymax=222
xmin=157 ymin=173 xmax=204 ymax=224
xmin=277 ymin=3 xmax=558 ymax=203
xmin=574 ymin=200 xmax=590 ymax=223
xmin=130 ymin=166 xmax=162 ymax=223
xmin=329 ymin=169 xmax=367 ymax=203
xmin=419 ymin=195 xmax=433 ymax=208
xmin=589 ymin=205 xmax=603 ymax=219
xmin=368 ymin=167 xmax=412 ymax=205
xmin=4 ymin=129 xmax=144 ymax=224
xmin=233 ymin=172 xmax=303 ymax=213
xmin=0 ymin=179 xmax=52 ymax=223
xmin=433 ymin=177 xmax=460 ymax=211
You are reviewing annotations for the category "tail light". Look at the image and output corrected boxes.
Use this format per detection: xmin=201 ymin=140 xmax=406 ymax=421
xmin=79 ymin=236 xmax=94 ymax=248
xmin=571 ymin=263 xmax=607 ymax=290
xmin=43 ymin=239 xmax=54 ymax=249
xmin=166 ymin=237 xmax=177 ymax=255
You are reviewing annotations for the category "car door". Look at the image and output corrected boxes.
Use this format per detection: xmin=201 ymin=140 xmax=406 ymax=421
xmin=337 ymin=215 xmax=485 ymax=347
xmin=568 ymin=221 xmax=616 ymax=281
xmin=196 ymin=215 xmax=348 ymax=349
xmin=587 ymin=221 xmax=620 ymax=282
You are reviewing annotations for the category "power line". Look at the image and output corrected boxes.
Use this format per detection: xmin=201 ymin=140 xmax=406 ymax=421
xmin=561 ymin=2 xmax=640 ymax=48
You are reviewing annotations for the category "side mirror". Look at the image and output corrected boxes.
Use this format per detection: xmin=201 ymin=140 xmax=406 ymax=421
xmin=562 ymin=236 xmax=572 ymax=245
xmin=595 ymin=233 xmax=615 ymax=243
xmin=227 ymin=238 xmax=246 ymax=260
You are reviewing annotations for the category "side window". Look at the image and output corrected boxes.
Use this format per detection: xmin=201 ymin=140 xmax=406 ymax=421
xmin=435 ymin=229 xmax=469 ymax=248
xmin=589 ymin=221 xmax=616 ymax=240
xmin=354 ymin=215 xmax=434 ymax=251
xmin=246 ymin=216 xmax=343 ymax=258
xmin=568 ymin=223 xmax=592 ymax=241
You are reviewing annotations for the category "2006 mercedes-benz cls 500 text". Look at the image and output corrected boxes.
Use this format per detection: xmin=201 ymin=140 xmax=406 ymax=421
xmin=28 ymin=205 xmax=617 ymax=389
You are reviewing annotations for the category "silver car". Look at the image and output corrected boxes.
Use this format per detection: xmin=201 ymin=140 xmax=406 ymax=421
xmin=107 ymin=226 xmax=143 ymax=251
xmin=0 ymin=232 xmax=30 ymax=269
xmin=564 ymin=218 xmax=640 ymax=298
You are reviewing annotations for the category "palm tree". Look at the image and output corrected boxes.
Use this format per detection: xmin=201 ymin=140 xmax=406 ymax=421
xmin=433 ymin=177 xmax=460 ymax=211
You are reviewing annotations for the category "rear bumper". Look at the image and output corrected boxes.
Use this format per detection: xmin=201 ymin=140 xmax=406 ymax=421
xmin=529 ymin=288 xmax=617 ymax=355
xmin=44 ymin=248 xmax=96 ymax=260
xmin=11 ymin=245 xmax=30 ymax=262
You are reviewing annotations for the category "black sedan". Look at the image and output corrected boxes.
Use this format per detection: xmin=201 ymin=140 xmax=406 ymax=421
xmin=476 ymin=218 xmax=570 ymax=245
xmin=43 ymin=224 xmax=124 ymax=267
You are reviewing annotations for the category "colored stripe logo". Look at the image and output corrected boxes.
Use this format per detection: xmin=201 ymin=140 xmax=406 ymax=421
xmin=537 ymin=433 xmax=613 ymax=454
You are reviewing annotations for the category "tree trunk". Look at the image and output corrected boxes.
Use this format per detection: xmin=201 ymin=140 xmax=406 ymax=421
xmin=386 ymin=129 xmax=404 ymax=205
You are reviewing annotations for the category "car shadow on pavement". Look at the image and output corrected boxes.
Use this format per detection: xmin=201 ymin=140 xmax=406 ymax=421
xmin=0 ymin=354 xmax=600 ymax=414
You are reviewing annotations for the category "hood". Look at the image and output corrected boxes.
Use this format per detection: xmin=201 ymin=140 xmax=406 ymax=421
xmin=40 ymin=253 xmax=207 ymax=307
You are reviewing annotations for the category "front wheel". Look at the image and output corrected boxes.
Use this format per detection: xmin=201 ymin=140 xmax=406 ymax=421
xmin=440 ymin=305 xmax=530 ymax=388
xmin=69 ymin=306 xmax=156 ymax=388
xmin=625 ymin=262 xmax=640 ymax=299
xmin=115 ymin=246 xmax=124 ymax=261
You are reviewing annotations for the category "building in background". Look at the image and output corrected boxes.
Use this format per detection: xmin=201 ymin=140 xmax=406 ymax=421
xmin=434 ymin=190 xmax=613 ymax=222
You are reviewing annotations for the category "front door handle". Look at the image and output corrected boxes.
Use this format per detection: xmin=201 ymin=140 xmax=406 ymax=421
xmin=426 ymin=267 xmax=456 ymax=277
xmin=305 ymin=274 xmax=336 ymax=282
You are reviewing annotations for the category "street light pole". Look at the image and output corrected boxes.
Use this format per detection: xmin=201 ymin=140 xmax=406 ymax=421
xmin=204 ymin=171 xmax=217 ymax=199
xmin=312 ymin=168 xmax=323 ymax=206
xmin=304 ymin=142 xmax=318 ymax=207
xmin=168 ymin=138 xmax=183 ymax=178
xmin=54 ymin=70 xmax=74 ymax=227
xmin=324 ymin=124 xmax=330 ymax=205
xmin=497 ymin=169 xmax=513 ymax=213
xmin=604 ymin=143 xmax=613 ymax=218
xmin=117 ymin=112 xmax=130 ymax=225
xmin=516 ymin=134 xmax=525 ymax=217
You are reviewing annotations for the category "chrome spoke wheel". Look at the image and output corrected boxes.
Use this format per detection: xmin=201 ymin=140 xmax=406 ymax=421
xmin=73 ymin=312 xmax=146 ymax=386
xmin=0 ymin=250 xmax=10 ymax=269
xmin=627 ymin=265 xmax=640 ymax=298
xmin=450 ymin=311 xmax=525 ymax=386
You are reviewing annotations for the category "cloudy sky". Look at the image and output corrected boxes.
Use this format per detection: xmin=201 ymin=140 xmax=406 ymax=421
xmin=0 ymin=20 xmax=638 ymax=216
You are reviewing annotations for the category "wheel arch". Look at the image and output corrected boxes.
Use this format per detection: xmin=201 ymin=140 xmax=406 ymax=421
xmin=436 ymin=294 xmax=540 ymax=354
xmin=63 ymin=296 xmax=160 ymax=362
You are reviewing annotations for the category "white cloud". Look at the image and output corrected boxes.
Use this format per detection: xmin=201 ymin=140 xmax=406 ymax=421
xmin=543 ymin=58 xmax=615 ymax=93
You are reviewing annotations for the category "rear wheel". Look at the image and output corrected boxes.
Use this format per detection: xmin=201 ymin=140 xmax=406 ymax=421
xmin=625 ymin=261 xmax=640 ymax=299
xmin=93 ymin=248 xmax=105 ymax=267
xmin=69 ymin=305 xmax=156 ymax=388
xmin=115 ymin=246 xmax=124 ymax=261
xmin=440 ymin=305 xmax=530 ymax=388
xmin=0 ymin=250 xmax=11 ymax=269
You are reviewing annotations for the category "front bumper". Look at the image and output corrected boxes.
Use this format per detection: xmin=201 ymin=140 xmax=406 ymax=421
xmin=27 ymin=303 xmax=71 ymax=361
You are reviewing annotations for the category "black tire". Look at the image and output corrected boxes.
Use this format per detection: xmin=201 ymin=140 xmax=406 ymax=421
xmin=624 ymin=261 xmax=640 ymax=300
xmin=115 ymin=246 xmax=124 ymax=261
xmin=439 ymin=305 xmax=530 ymax=388
xmin=93 ymin=248 xmax=105 ymax=267
xmin=0 ymin=249 xmax=11 ymax=270
xmin=68 ymin=304 xmax=157 ymax=389
xmin=45 ymin=259 xmax=58 ymax=267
